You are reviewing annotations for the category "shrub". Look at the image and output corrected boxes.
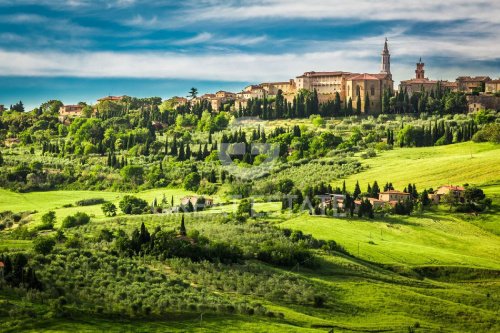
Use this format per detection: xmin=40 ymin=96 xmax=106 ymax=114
xmin=102 ymin=202 xmax=117 ymax=217
xmin=119 ymin=195 xmax=149 ymax=215
xmin=61 ymin=212 xmax=91 ymax=228
xmin=33 ymin=236 xmax=56 ymax=255
xmin=75 ymin=198 xmax=106 ymax=206
xmin=39 ymin=211 xmax=56 ymax=230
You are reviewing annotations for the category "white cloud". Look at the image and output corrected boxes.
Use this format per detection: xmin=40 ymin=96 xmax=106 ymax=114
xmin=174 ymin=32 xmax=213 ymax=45
xmin=140 ymin=0 xmax=499 ymax=27
xmin=0 ymin=40 xmax=497 ymax=86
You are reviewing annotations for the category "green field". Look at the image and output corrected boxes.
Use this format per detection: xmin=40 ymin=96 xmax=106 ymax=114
xmin=344 ymin=142 xmax=500 ymax=191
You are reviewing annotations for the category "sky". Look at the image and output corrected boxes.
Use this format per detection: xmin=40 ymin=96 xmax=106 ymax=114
xmin=0 ymin=0 xmax=499 ymax=109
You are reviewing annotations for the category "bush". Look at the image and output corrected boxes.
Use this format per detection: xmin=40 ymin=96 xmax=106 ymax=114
xmin=102 ymin=202 xmax=117 ymax=217
xmin=61 ymin=212 xmax=91 ymax=228
xmin=119 ymin=195 xmax=149 ymax=215
xmin=75 ymin=198 xmax=106 ymax=206
xmin=33 ymin=236 xmax=56 ymax=255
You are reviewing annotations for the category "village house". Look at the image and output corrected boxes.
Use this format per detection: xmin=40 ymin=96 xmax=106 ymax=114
xmin=429 ymin=185 xmax=465 ymax=204
xmin=456 ymin=76 xmax=491 ymax=93
xmin=59 ymin=104 xmax=84 ymax=118
xmin=378 ymin=190 xmax=411 ymax=203
xmin=97 ymin=95 xmax=125 ymax=103
xmin=180 ymin=196 xmax=214 ymax=210
xmin=485 ymin=79 xmax=500 ymax=94
xmin=171 ymin=96 xmax=188 ymax=107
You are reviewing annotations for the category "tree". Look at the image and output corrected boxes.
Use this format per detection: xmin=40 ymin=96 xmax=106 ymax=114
xmin=183 ymin=172 xmax=201 ymax=191
xmin=420 ymin=189 xmax=431 ymax=206
xmin=464 ymin=187 xmax=485 ymax=203
xmin=180 ymin=215 xmax=187 ymax=236
xmin=0 ymin=151 xmax=3 ymax=166
xmin=364 ymin=92 xmax=370 ymax=114
xmin=347 ymin=97 xmax=353 ymax=115
xmin=121 ymin=165 xmax=144 ymax=185
xmin=119 ymin=195 xmax=148 ymax=215
xmin=62 ymin=212 xmax=91 ymax=228
xmin=33 ymin=236 xmax=56 ymax=255
xmin=188 ymin=87 xmax=198 ymax=99
xmin=237 ymin=199 xmax=253 ymax=217
xmin=277 ymin=178 xmax=294 ymax=194
xmin=102 ymin=202 xmax=117 ymax=217
xmin=40 ymin=211 xmax=56 ymax=230
xmin=371 ymin=181 xmax=380 ymax=198
xmin=442 ymin=192 xmax=457 ymax=211
xmin=356 ymin=95 xmax=362 ymax=115
xmin=353 ymin=181 xmax=361 ymax=199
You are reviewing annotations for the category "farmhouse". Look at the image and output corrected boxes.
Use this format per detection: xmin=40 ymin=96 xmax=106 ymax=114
xmin=180 ymin=196 xmax=214 ymax=209
xmin=429 ymin=185 xmax=465 ymax=204
xmin=97 ymin=96 xmax=125 ymax=103
xmin=378 ymin=190 xmax=411 ymax=203
xmin=59 ymin=104 xmax=84 ymax=118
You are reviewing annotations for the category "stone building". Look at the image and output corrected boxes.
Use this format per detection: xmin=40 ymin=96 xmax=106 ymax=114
xmin=485 ymin=79 xmax=500 ymax=94
xmin=233 ymin=39 xmax=394 ymax=114
xmin=456 ymin=76 xmax=491 ymax=93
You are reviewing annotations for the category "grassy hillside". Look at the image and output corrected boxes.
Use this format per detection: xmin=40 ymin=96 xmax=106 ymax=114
xmin=343 ymin=142 xmax=500 ymax=191
xmin=1 ymin=141 xmax=499 ymax=332
xmin=280 ymin=211 xmax=500 ymax=269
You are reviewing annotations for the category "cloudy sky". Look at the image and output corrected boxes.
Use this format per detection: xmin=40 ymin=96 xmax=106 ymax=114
xmin=0 ymin=0 xmax=499 ymax=109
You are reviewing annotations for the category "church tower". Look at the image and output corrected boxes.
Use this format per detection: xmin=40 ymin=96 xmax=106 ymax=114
xmin=415 ymin=58 xmax=425 ymax=79
xmin=380 ymin=38 xmax=391 ymax=76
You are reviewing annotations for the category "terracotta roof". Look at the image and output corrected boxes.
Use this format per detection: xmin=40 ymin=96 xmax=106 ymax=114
xmin=456 ymin=76 xmax=491 ymax=82
xmin=297 ymin=71 xmax=352 ymax=78
xmin=379 ymin=190 xmax=410 ymax=195
xmin=439 ymin=185 xmax=465 ymax=191
xmin=347 ymin=73 xmax=381 ymax=81
xmin=98 ymin=95 xmax=124 ymax=102
xmin=400 ymin=78 xmax=438 ymax=84
xmin=488 ymin=80 xmax=500 ymax=83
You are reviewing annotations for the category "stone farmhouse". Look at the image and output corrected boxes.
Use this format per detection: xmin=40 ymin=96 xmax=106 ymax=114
xmin=429 ymin=185 xmax=465 ymax=204
xmin=180 ymin=196 xmax=214 ymax=210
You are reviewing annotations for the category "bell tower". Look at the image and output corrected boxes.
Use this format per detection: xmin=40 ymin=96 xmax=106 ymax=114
xmin=380 ymin=38 xmax=391 ymax=76
xmin=415 ymin=58 xmax=425 ymax=79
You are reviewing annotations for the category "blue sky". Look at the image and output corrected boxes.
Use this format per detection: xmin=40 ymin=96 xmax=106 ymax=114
xmin=0 ymin=0 xmax=499 ymax=109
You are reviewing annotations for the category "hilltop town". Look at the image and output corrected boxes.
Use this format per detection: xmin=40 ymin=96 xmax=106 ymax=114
xmin=4 ymin=40 xmax=493 ymax=122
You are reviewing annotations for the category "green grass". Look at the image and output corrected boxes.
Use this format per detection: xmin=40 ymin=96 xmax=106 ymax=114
xmin=343 ymin=142 xmax=500 ymax=191
xmin=279 ymin=210 xmax=500 ymax=269
xmin=0 ymin=188 xmax=197 ymax=228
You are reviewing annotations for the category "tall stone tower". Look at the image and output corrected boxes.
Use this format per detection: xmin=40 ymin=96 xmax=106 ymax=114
xmin=380 ymin=38 xmax=391 ymax=76
xmin=415 ymin=58 xmax=425 ymax=79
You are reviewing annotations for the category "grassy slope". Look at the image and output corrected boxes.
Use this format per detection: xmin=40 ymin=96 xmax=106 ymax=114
xmin=1 ymin=142 xmax=500 ymax=332
xmin=0 ymin=188 xmax=196 ymax=228
xmin=343 ymin=142 xmax=500 ymax=191
xmin=280 ymin=211 xmax=500 ymax=269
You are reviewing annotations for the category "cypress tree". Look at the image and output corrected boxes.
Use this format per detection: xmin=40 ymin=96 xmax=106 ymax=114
xmin=353 ymin=181 xmax=361 ymax=199
xmin=180 ymin=215 xmax=186 ymax=236
xmin=356 ymin=95 xmax=362 ymax=115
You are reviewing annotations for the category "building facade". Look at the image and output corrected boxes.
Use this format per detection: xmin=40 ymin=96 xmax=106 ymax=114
xmin=485 ymin=80 xmax=500 ymax=94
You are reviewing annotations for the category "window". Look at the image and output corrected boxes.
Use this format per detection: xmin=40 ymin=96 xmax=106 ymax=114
xmin=371 ymin=85 xmax=375 ymax=96
xmin=356 ymin=86 xmax=360 ymax=96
